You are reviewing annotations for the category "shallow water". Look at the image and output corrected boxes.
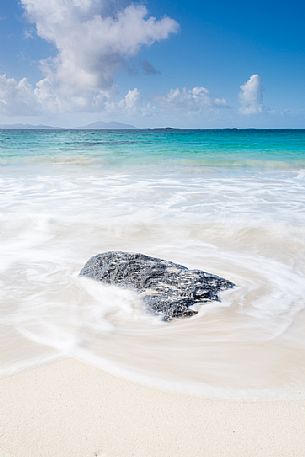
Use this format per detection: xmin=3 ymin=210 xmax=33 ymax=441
xmin=1 ymin=129 xmax=305 ymax=398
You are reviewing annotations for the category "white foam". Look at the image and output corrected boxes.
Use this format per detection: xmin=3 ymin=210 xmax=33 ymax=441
xmin=1 ymin=165 xmax=305 ymax=398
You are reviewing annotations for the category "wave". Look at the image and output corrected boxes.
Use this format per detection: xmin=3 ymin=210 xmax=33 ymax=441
xmin=0 ymin=166 xmax=305 ymax=399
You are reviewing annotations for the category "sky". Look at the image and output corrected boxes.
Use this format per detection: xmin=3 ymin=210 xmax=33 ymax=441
xmin=0 ymin=0 xmax=305 ymax=128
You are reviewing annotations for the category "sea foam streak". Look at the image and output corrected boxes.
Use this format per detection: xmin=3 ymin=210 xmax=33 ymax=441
xmin=1 ymin=147 xmax=305 ymax=398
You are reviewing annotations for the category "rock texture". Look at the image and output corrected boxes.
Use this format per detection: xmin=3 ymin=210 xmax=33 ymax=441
xmin=80 ymin=251 xmax=235 ymax=320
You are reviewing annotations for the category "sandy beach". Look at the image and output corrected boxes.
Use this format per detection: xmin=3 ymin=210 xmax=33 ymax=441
xmin=0 ymin=358 xmax=304 ymax=457
xmin=1 ymin=0 xmax=305 ymax=454
xmin=1 ymin=130 xmax=305 ymax=456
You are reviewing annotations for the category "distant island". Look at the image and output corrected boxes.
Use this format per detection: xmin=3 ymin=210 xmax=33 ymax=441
xmin=79 ymin=121 xmax=136 ymax=129
xmin=0 ymin=121 xmax=136 ymax=130
xmin=0 ymin=123 xmax=58 ymax=129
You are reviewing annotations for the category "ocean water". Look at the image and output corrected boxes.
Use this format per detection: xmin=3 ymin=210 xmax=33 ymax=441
xmin=1 ymin=128 xmax=305 ymax=399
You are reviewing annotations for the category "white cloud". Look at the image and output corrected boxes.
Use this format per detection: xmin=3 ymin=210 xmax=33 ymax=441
xmin=0 ymin=74 xmax=39 ymax=115
xmin=213 ymin=97 xmax=228 ymax=107
xmin=104 ymin=87 xmax=140 ymax=113
xmin=1 ymin=1 xmax=177 ymax=115
xmin=16 ymin=0 xmax=178 ymax=111
xmin=239 ymin=74 xmax=264 ymax=114
xmin=0 ymin=74 xmax=142 ymax=120
xmin=118 ymin=88 xmax=140 ymax=110
xmin=161 ymin=86 xmax=228 ymax=112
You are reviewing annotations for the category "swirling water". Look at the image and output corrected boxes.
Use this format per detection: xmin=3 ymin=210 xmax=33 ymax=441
xmin=1 ymin=129 xmax=305 ymax=398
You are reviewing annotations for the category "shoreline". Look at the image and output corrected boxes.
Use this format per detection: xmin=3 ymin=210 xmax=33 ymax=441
xmin=1 ymin=358 xmax=305 ymax=457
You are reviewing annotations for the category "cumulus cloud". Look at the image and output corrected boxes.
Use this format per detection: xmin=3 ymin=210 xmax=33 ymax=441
xmin=0 ymin=0 xmax=178 ymax=115
xmin=118 ymin=88 xmax=140 ymax=110
xmin=0 ymin=72 xmax=140 ymax=117
xmin=239 ymin=74 xmax=264 ymax=114
xmin=18 ymin=0 xmax=178 ymax=111
xmin=0 ymin=74 xmax=39 ymax=115
xmin=105 ymin=87 xmax=140 ymax=112
xmin=161 ymin=86 xmax=228 ymax=112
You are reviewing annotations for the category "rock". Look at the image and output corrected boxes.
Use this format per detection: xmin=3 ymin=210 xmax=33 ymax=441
xmin=80 ymin=251 xmax=235 ymax=320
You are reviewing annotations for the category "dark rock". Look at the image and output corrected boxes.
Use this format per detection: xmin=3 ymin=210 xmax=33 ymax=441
xmin=80 ymin=251 xmax=235 ymax=320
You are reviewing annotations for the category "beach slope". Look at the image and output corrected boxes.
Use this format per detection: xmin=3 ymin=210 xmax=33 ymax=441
xmin=0 ymin=358 xmax=304 ymax=457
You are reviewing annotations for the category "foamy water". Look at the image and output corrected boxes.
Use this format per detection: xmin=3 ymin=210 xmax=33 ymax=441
xmin=1 ymin=129 xmax=305 ymax=399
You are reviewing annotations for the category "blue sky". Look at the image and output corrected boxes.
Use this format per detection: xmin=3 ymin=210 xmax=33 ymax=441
xmin=0 ymin=0 xmax=304 ymax=127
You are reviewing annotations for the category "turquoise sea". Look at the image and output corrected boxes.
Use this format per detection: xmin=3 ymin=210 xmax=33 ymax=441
xmin=2 ymin=128 xmax=305 ymax=168
xmin=1 ymin=129 xmax=305 ymax=398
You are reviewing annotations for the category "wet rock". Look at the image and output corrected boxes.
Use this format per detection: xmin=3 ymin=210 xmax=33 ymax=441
xmin=80 ymin=251 xmax=235 ymax=320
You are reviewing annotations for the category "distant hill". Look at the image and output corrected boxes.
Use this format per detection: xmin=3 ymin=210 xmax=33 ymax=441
xmin=0 ymin=123 xmax=58 ymax=129
xmin=80 ymin=121 xmax=136 ymax=129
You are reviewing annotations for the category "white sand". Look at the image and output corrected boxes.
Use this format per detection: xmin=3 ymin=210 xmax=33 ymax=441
xmin=0 ymin=358 xmax=305 ymax=457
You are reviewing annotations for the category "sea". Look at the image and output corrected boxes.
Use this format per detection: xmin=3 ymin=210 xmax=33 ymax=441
xmin=1 ymin=128 xmax=305 ymax=399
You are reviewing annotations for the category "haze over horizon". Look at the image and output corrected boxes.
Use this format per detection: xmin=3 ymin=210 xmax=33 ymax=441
xmin=0 ymin=0 xmax=304 ymax=128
